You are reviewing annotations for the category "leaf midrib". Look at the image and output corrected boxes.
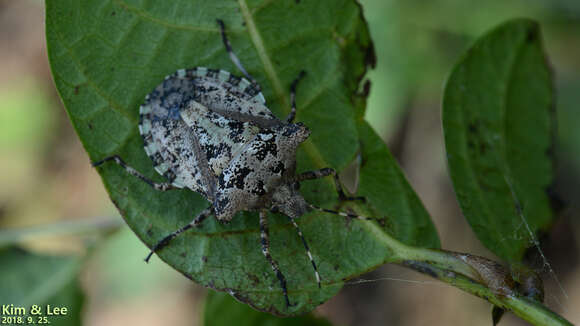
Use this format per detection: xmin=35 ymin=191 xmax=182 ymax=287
xmin=238 ymin=0 xmax=329 ymax=170
xmin=498 ymin=26 xmax=545 ymax=261
xmin=237 ymin=2 xmax=394 ymax=274
xmin=455 ymin=27 xmax=529 ymax=259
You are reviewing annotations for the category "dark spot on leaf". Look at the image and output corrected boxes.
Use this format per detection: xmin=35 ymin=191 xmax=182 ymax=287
xmin=526 ymin=26 xmax=538 ymax=43
xmin=468 ymin=122 xmax=478 ymax=133
xmin=180 ymin=252 xmax=186 ymax=258
xmin=202 ymin=256 xmax=208 ymax=263
xmin=377 ymin=218 xmax=386 ymax=227
xmin=111 ymin=11 xmax=116 ymax=16
xmin=545 ymin=146 xmax=553 ymax=158
xmin=87 ymin=122 xmax=93 ymax=130
xmin=545 ymin=184 xmax=566 ymax=213
xmin=247 ymin=273 xmax=260 ymax=286
xmin=479 ymin=143 xmax=487 ymax=154
xmin=74 ymin=86 xmax=79 ymax=95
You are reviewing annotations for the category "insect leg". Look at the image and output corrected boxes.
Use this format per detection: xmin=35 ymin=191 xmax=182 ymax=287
xmin=259 ymin=210 xmax=292 ymax=307
xmin=308 ymin=203 xmax=377 ymax=222
xmin=284 ymin=215 xmax=321 ymax=289
xmin=285 ymin=70 xmax=306 ymax=123
xmin=216 ymin=19 xmax=259 ymax=89
xmin=296 ymin=168 xmax=364 ymax=201
xmin=145 ymin=206 xmax=213 ymax=262
xmin=92 ymin=155 xmax=174 ymax=191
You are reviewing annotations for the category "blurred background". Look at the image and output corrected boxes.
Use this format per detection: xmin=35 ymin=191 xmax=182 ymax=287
xmin=0 ymin=0 xmax=579 ymax=325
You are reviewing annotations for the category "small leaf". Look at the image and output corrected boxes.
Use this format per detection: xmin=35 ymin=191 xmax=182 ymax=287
xmin=443 ymin=19 xmax=555 ymax=262
xmin=0 ymin=247 xmax=84 ymax=326
xmin=46 ymin=0 xmax=438 ymax=315
xmin=203 ymin=291 xmax=333 ymax=326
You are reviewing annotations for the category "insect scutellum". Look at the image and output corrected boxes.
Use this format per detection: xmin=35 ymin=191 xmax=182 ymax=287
xmin=92 ymin=19 xmax=374 ymax=308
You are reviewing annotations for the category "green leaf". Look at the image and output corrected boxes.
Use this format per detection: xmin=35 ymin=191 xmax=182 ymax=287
xmin=443 ymin=19 xmax=555 ymax=262
xmin=203 ymin=291 xmax=333 ymax=326
xmin=0 ymin=247 xmax=84 ymax=326
xmin=46 ymin=0 xmax=438 ymax=315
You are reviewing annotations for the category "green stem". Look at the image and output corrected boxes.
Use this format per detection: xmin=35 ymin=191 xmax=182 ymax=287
xmin=356 ymin=217 xmax=572 ymax=326
xmin=359 ymin=215 xmax=479 ymax=278
xmin=404 ymin=261 xmax=572 ymax=326
xmin=0 ymin=217 xmax=122 ymax=247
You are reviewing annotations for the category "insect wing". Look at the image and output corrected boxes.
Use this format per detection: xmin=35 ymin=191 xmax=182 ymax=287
xmin=139 ymin=73 xmax=216 ymax=198
xmin=180 ymin=100 xmax=260 ymax=176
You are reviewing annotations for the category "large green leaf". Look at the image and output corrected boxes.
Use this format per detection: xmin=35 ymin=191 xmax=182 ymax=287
xmin=443 ymin=19 xmax=555 ymax=262
xmin=0 ymin=247 xmax=84 ymax=326
xmin=47 ymin=0 xmax=438 ymax=315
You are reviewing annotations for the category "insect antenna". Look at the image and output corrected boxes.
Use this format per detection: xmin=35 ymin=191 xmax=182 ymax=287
xmin=286 ymin=70 xmax=306 ymax=123
xmin=217 ymin=19 xmax=260 ymax=91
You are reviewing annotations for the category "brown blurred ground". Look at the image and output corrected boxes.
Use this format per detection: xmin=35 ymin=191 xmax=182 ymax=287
xmin=0 ymin=1 xmax=578 ymax=325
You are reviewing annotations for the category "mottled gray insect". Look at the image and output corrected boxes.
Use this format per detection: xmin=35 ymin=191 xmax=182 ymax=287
xmin=93 ymin=19 xmax=369 ymax=307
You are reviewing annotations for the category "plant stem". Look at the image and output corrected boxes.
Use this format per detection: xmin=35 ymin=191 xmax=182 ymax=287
xmin=358 ymin=220 xmax=572 ymax=326
xmin=402 ymin=261 xmax=572 ymax=326
xmin=0 ymin=217 xmax=121 ymax=247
